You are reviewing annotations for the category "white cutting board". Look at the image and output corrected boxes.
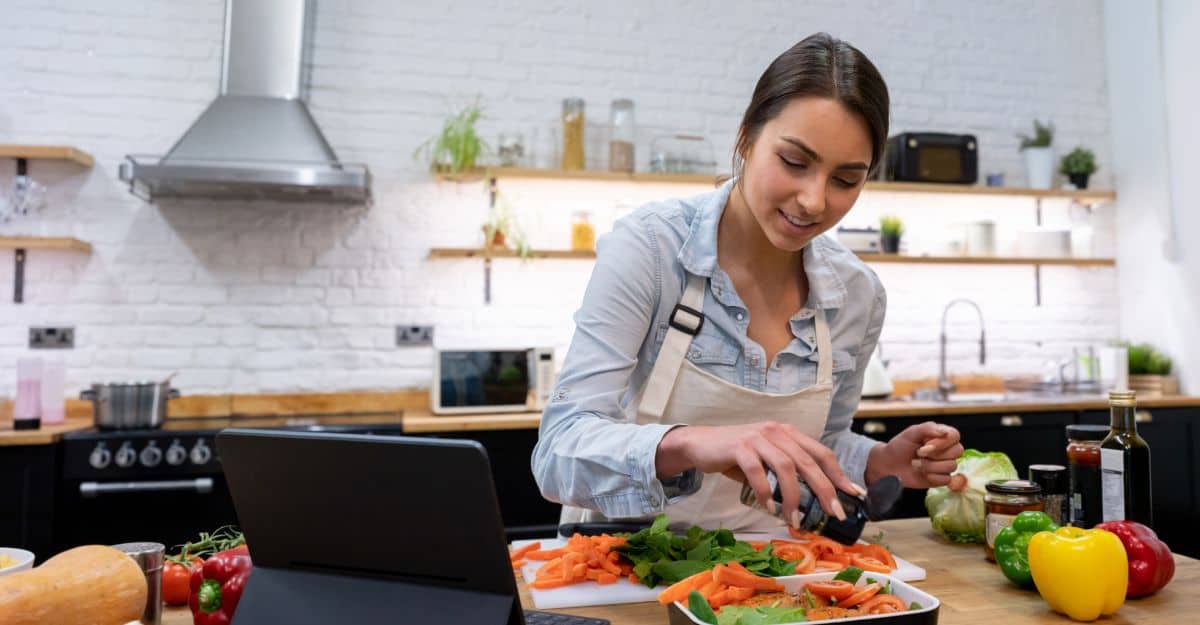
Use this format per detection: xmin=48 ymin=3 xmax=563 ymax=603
xmin=512 ymin=530 xmax=925 ymax=610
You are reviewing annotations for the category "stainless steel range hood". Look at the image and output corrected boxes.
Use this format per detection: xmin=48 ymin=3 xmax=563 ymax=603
xmin=120 ymin=0 xmax=369 ymax=203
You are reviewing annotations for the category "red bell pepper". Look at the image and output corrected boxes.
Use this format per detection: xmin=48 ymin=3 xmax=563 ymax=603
xmin=1096 ymin=520 xmax=1175 ymax=597
xmin=189 ymin=545 xmax=253 ymax=625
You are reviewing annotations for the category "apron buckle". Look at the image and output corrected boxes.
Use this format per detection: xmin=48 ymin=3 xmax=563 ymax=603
xmin=669 ymin=303 xmax=705 ymax=335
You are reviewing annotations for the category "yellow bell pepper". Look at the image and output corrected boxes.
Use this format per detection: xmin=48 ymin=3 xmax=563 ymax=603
xmin=1028 ymin=527 xmax=1128 ymax=621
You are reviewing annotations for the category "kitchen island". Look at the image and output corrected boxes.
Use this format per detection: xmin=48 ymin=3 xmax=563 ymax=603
xmin=160 ymin=517 xmax=1199 ymax=625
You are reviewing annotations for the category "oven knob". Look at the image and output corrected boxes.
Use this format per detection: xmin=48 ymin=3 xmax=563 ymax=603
xmin=139 ymin=442 xmax=162 ymax=468
xmin=190 ymin=440 xmax=212 ymax=465
xmin=115 ymin=442 xmax=137 ymax=468
xmin=166 ymin=441 xmax=187 ymax=466
xmin=88 ymin=443 xmax=112 ymax=470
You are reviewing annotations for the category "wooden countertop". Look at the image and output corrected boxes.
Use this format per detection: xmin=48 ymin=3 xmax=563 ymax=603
xmin=0 ymin=416 xmax=92 ymax=446
xmin=160 ymin=517 xmax=1198 ymax=625
xmin=403 ymin=396 xmax=1200 ymax=433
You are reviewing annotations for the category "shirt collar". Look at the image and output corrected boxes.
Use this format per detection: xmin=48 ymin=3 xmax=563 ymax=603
xmin=677 ymin=178 xmax=848 ymax=311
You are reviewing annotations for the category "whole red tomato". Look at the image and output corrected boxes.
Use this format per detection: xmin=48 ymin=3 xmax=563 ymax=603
xmin=162 ymin=555 xmax=204 ymax=606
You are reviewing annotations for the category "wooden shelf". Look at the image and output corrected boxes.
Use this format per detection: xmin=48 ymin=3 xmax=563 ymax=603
xmin=858 ymin=253 xmax=1114 ymax=267
xmin=437 ymin=167 xmax=1116 ymax=201
xmin=0 ymin=144 xmax=94 ymax=168
xmin=0 ymin=236 xmax=92 ymax=253
xmin=429 ymin=247 xmax=1113 ymax=267
xmin=428 ymin=247 xmax=595 ymax=260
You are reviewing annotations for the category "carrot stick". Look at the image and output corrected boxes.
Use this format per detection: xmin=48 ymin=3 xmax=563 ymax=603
xmin=511 ymin=559 xmax=527 ymax=570
xmin=510 ymin=541 xmax=541 ymax=561
xmin=657 ymin=569 xmax=713 ymax=605
xmin=713 ymin=564 xmax=783 ymax=591
xmin=597 ymin=573 xmax=618 ymax=585
xmin=526 ymin=548 xmax=568 ymax=560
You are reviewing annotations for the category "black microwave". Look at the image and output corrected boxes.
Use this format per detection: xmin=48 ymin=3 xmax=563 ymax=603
xmin=879 ymin=132 xmax=978 ymax=184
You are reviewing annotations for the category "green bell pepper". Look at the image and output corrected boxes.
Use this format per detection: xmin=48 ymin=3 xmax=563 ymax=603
xmin=993 ymin=511 xmax=1058 ymax=587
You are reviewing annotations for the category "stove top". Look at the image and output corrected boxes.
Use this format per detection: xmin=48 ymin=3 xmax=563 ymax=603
xmin=60 ymin=412 xmax=405 ymax=480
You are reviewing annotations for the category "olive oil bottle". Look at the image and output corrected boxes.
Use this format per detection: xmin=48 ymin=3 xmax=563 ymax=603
xmin=1100 ymin=390 xmax=1153 ymax=525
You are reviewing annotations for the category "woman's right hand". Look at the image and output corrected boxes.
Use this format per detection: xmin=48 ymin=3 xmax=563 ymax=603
xmin=656 ymin=421 xmax=867 ymax=525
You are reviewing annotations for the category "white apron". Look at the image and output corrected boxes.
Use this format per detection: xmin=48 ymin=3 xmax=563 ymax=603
xmin=560 ymin=272 xmax=835 ymax=532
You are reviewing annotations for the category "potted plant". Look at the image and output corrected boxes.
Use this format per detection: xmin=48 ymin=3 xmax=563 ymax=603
xmin=1126 ymin=343 xmax=1178 ymax=396
xmin=1059 ymin=147 xmax=1098 ymax=190
xmin=414 ymin=99 xmax=489 ymax=178
xmin=481 ymin=194 xmax=531 ymax=260
xmin=1017 ymin=119 xmax=1055 ymax=189
xmin=879 ymin=215 xmax=904 ymax=254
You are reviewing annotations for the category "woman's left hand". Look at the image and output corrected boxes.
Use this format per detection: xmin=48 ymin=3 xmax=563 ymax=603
xmin=865 ymin=421 xmax=964 ymax=488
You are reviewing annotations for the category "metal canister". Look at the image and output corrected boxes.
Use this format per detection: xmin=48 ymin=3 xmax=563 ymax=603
xmin=113 ymin=541 xmax=164 ymax=625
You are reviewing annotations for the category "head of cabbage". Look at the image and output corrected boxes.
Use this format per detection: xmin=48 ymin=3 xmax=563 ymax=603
xmin=924 ymin=449 xmax=1018 ymax=543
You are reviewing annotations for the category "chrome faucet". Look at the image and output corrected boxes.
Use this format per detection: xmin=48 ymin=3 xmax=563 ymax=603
xmin=938 ymin=299 xmax=987 ymax=397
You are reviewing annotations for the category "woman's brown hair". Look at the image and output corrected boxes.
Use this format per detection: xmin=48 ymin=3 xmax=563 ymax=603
xmin=734 ymin=33 xmax=890 ymax=177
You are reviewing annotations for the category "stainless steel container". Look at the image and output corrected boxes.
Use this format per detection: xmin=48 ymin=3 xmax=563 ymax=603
xmin=82 ymin=382 xmax=179 ymax=430
xmin=112 ymin=541 xmax=164 ymax=625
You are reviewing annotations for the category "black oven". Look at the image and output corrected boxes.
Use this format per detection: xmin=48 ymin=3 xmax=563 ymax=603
xmin=54 ymin=420 xmax=406 ymax=552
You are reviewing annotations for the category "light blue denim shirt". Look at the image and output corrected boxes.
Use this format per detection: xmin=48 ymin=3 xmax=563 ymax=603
xmin=532 ymin=179 xmax=887 ymax=519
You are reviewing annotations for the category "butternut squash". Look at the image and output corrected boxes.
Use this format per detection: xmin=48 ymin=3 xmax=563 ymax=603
xmin=0 ymin=545 xmax=147 ymax=625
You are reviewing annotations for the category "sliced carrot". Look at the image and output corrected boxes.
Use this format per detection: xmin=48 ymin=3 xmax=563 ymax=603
xmin=510 ymin=541 xmax=541 ymax=561
xmin=571 ymin=563 xmax=587 ymax=581
xmin=657 ymin=569 xmax=713 ymax=605
xmin=840 ymin=582 xmax=882 ymax=608
xmin=596 ymin=573 xmax=618 ymax=585
xmin=860 ymin=594 xmax=908 ymax=614
xmin=725 ymin=586 xmax=755 ymax=601
xmin=531 ymin=577 xmax=574 ymax=590
xmin=628 ymin=573 xmax=639 ymax=584
xmin=536 ymin=559 xmax=563 ymax=578
xmin=850 ymin=554 xmax=892 ymax=574
xmin=526 ymin=548 xmax=568 ymax=560
xmin=712 ymin=564 xmax=784 ymax=591
xmin=511 ymin=559 xmax=527 ymax=570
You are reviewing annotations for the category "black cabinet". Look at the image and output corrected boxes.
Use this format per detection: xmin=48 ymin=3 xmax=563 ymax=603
xmin=407 ymin=428 xmax=560 ymax=541
xmin=1080 ymin=408 xmax=1199 ymax=558
xmin=0 ymin=445 xmax=58 ymax=561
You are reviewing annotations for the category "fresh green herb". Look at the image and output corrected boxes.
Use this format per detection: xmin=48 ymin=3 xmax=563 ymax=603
xmin=617 ymin=515 xmax=794 ymax=588
xmin=864 ymin=530 xmax=889 ymax=550
xmin=802 ymin=588 xmax=819 ymax=609
xmin=688 ymin=590 xmax=718 ymax=625
xmin=910 ymin=601 xmax=924 ymax=610
xmin=832 ymin=565 xmax=864 ymax=584
xmin=715 ymin=605 xmax=809 ymax=625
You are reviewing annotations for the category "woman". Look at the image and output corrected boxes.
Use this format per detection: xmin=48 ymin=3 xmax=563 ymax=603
xmin=533 ymin=33 xmax=964 ymax=532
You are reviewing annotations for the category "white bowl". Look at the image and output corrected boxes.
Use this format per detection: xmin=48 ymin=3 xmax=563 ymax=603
xmin=0 ymin=548 xmax=35 ymax=576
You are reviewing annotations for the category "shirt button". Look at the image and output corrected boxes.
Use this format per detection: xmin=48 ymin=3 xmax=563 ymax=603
xmin=735 ymin=312 xmax=745 ymax=321
xmin=689 ymin=350 xmax=700 ymax=359
xmin=749 ymin=355 xmax=760 ymax=366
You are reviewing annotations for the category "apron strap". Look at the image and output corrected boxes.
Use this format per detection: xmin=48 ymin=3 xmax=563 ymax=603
xmin=814 ymin=308 xmax=834 ymax=386
xmin=640 ymin=273 xmax=707 ymax=419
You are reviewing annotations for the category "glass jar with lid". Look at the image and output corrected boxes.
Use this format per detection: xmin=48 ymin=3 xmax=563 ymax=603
xmin=561 ymin=98 xmax=585 ymax=171
xmin=1066 ymin=424 xmax=1108 ymax=528
xmin=608 ymin=99 xmax=635 ymax=172
xmin=571 ymin=211 xmax=595 ymax=252
xmin=984 ymin=479 xmax=1043 ymax=562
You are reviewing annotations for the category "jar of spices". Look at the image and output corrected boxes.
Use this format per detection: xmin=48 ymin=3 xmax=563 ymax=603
xmin=608 ymin=99 xmax=635 ymax=172
xmin=1029 ymin=464 xmax=1068 ymax=526
xmin=984 ymin=479 xmax=1043 ymax=562
xmin=571 ymin=211 xmax=595 ymax=252
xmin=561 ymin=98 xmax=585 ymax=171
xmin=1066 ymin=424 xmax=1108 ymax=528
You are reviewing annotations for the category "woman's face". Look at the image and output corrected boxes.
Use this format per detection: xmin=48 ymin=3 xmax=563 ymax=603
xmin=737 ymin=97 xmax=874 ymax=252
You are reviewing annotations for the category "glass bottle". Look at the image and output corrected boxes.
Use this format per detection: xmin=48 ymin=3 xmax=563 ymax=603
xmin=1100 ymin=390 xmax=1153 ymax=525
xmin=608 ymin=99 xmax=635 ymax=172
xmin=561 ymin=98 xmax=585 ymax=171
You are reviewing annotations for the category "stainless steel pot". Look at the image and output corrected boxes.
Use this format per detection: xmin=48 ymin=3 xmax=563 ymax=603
xmin=81 ymin=382 xmax=180 ymax=430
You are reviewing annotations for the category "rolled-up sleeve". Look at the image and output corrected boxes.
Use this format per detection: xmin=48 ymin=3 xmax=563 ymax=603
xmin=532 ymin=214 xmax=685 ymax=518
xmin=820 ymin=277 xmax=887 ymax=487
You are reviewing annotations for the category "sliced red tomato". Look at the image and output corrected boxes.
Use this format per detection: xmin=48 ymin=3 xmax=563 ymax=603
xmin=840 ymin=582 xmax=883 ymax=608
xmin=804 ymin=580 xmax=856 ymax=601
xmin=850 ymin=543 xmax=897 ymax=569
xmin=850 ymin=554 xmax=892 ymax=573
xmin=860 ymin=594 xmax=908 ymax=614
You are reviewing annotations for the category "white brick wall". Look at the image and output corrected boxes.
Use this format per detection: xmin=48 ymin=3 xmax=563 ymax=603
xmin=0 ymin=0 xmax=1119 ymax=395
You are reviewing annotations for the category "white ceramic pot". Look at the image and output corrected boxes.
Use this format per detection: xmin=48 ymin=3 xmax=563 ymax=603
xmin=1023 ymin=146 xmax=1055 ymax=189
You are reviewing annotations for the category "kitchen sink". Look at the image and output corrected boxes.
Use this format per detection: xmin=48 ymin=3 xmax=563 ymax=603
xmin=910 ymin=389 xmax=1008 ymax=404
